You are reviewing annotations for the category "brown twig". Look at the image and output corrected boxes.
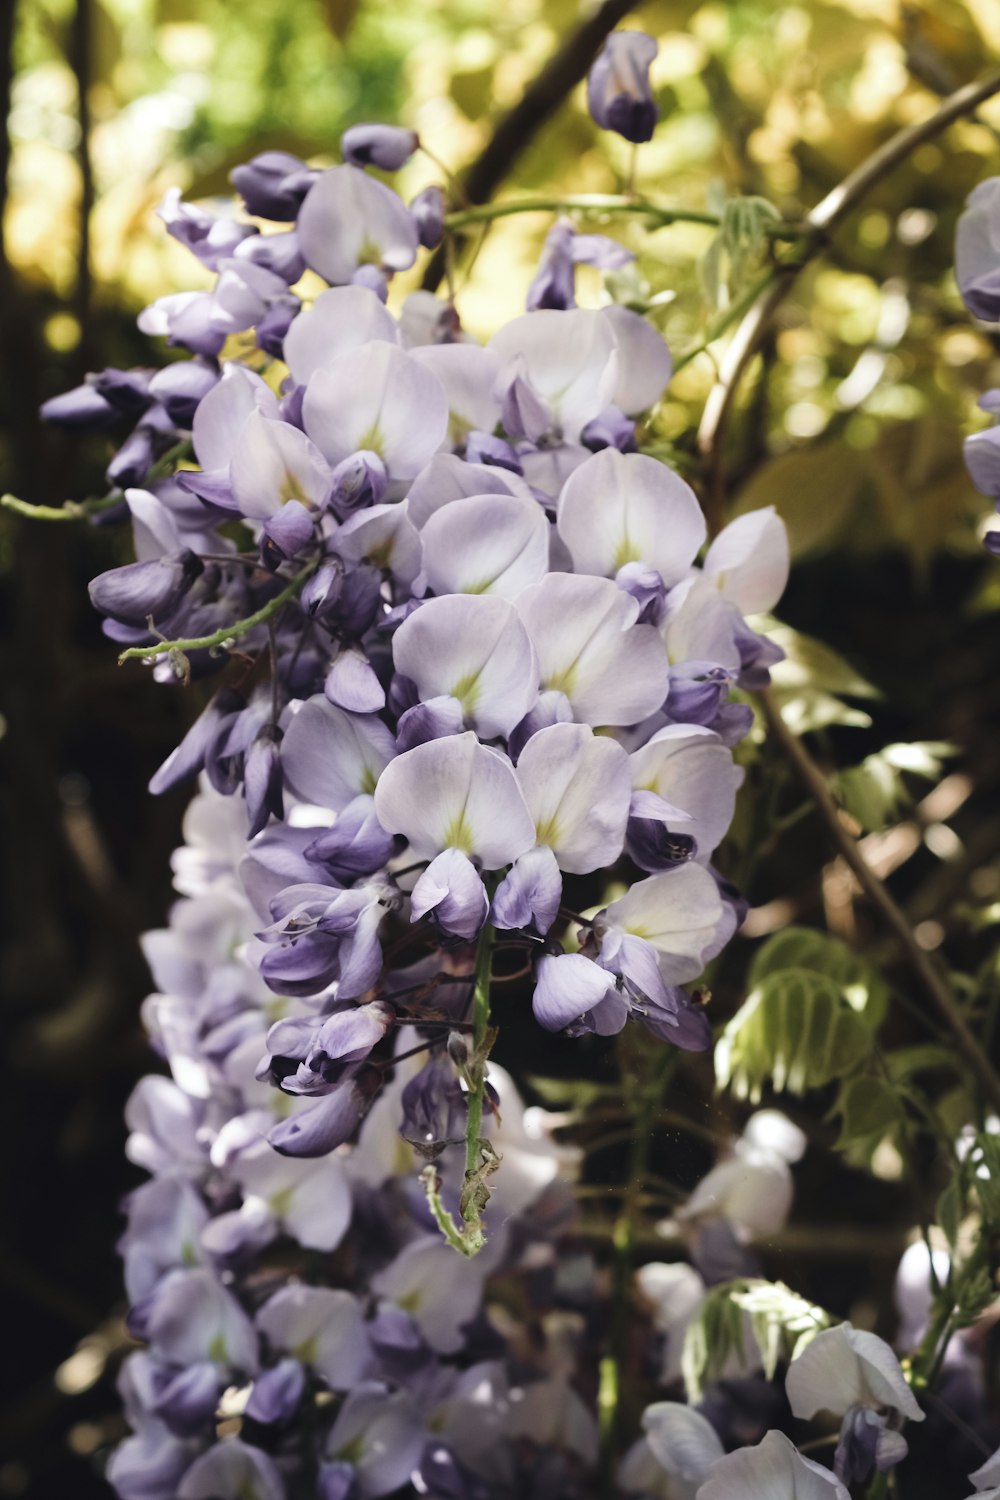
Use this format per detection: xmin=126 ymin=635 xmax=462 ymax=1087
xmin=755 ymin=687 xmax=1000 ymax=1115
xmin=696 ymin=67 xmax=1000 ymax=530
xmin=422 ymin=0 xmax=639 ymax=291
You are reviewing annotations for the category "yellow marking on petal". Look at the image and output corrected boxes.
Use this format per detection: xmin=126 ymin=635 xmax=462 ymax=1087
xmin=443 ymin=811 xmax=475 ymax=853
xmin=614 ymin=532 xmax=639 ymax=568
xmin=208 ymin=1333 xmax=228 ymax=1363
xmin=365 ymin=538 xmax=394 ymax=570
xmin=269 ymin=1186 xmax=295 ymax=1220
xmin=357 ymin=421 xmax=384 ymax=457
xmin=279 ymin=472 xmax=307 ymax=506
xmin=451 ymin=670 xmax=482 ymax=715
xmin=293 ymin=1337 xmax=318 ymax=1364
xmin=360 ymin=765 xmax=378 ymax=795
xmin=534 ymin=814 xmax=561 ymax=849
xmin=544 ymin=664 xmax=578 ymax=695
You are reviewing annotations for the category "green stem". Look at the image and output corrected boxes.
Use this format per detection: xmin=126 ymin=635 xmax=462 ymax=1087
xmin=1 ymin=439 xmax=193 ymax=524
xmin=443 ymin=194 xmax=808 ymax=238
xmin=672 ymin=267 xmax=779 ymax=376
xmin=117 ymin=558 xmax=319 ymax=667
xmin=463 ymin=916 xmax=496 ymax=1189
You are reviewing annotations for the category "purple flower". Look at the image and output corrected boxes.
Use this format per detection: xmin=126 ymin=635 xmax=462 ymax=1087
xmin=411 ymin=186 xmax=446 ymax=249
xmin=342 ymin=123 xmax=419 ymax=171
xmin=230 ymin=151 xmax=319 ymax=220
xmin=587 ymin=31 xmax=659 ymax=144
xmin=89 ymin=550 xmax=203 ymax=627
xmin=410 ymin=849 xmax=490 ymax=940
xmin=956 ymin=178 xmax=1000 ymax=322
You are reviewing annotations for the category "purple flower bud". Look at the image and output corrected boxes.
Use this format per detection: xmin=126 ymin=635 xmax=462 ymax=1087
xmin=411 ymin=186 xmax=446 ymax=249
xmin=94 ymin=366 xmax=156 ymax=416
xmin=582 ymin=405 xmax=636 ymax=453
xmin=463 ymin=431 xmax=522 ymax=471
xmin=268 ymin=1081 xmax=366 ymax=1157
xmin=148 ymin=359 xmax=219 ymax=428
xmin=40 ymin=382 xmax=120 ymax=431
xmin=498 ymin=367 xmax=553 ymax=444
xmin=158 ymin=189 xmax=258 ymax=270
xmin=329 ymin=450 xmax=388 ymax=517
xmin=507 ymin=690 xmax=574 ymax=763
xmin=491 ymin=845 xmax=562 ymax=935
xmin=587 ymin=31 xmax=659 ymax=144
xmin=244 ymin=730 xmax=284 ymax=837
xmin=258 ymin=931 xmax=342 ymax=997
xmin=151 ymin=1360 xmax=221 ymax=1436
xmin=260 ymin=499 xmax=314 ymax=568
xmin=625 ymin=789 xmax=698 ymax=874
xmin=640 ymin=988 xmax=712 ymax=1052
xmin=234 ymin=229 xmax=306 ymax=284
xmin=300 ymin=560 xmax=344 ymax=618
xmin=324 ymin=648 xmax=387 ymax=714
xmin=327 ymin=562 xmax=383 ymax=638
xmin=395 ymin=695 xmax=466 ymax=753
xmin=527 ymin=221 xmax=577 ymax=312
xmin=230 ymin=151 xmax=319 ymax=221
xmin=89 ymin=550 xmax=203 ymax=627
xmin=256 ymin=293 xmax=301 ymax=358
xmin=149 ymin=687 xmax=245 ymax=795
xmin=834 ymin=1406 xmax=904 ymax=1486
xmin=106 ymin=405 xmax=179 ymax=489
xmin=305 ymin=794 xmax=397 ymax=879
xmin=733 ymin=617 xmax=784 ymax=691
xmin=614 ymin=561 xmax=667 ymax=626
xmin=342 ymin=123 xmax=419 ymax=172
xmin=400 ymin=1054 xmax=466 ymax=1158
xmin=245 ymin=1358 xmax=306 ymax=1425
xmin=410 ymin=849 xmax=489 ymax=940
xmin=309 ymin=1002 xmax=394 ymax=1071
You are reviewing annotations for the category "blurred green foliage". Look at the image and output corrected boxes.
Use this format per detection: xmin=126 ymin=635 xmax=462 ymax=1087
xmin=9 ymin=0 xmax=1000 ymax=572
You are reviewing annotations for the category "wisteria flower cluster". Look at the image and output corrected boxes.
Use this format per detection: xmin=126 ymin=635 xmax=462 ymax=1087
xmin=46 ymin=27 xmax=789 ymax=1258
xmin=39 ymin=25 xmax=1000 ymax=1500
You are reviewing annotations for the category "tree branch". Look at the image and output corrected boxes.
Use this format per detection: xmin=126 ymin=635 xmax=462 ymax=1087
xmin=422 ymin=0 xmax=639 ymax=291
xmin=695 ymin=68 xmax=1000 ymax=526
xmin=756 ymin=687 xmax=1000 ymax=1116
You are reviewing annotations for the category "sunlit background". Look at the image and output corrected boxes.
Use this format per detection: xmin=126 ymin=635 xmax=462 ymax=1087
xmin=4 ymin=3 xmax=1000 ymax=1497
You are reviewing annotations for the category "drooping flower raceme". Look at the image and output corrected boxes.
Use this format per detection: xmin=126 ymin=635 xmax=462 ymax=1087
xmin=36 ymin=59 xmax=803 ymax=1499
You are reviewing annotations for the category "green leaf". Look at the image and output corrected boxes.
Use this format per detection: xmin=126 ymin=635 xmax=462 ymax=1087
xmin=730 ymin=1280 xmax=832 ymax=1378
xmin=762 ymin=623 xmax=879 ymax=733
xmin=967 ymin=1133 xmax=1000 ymax=1229
xmin=680 ymin=1279 xmax=755 ymax=1401
xmin=833 ymin=1074 xmax=905 ymax=1152
xmin=936 ymin=1174 xmax=964 ymax=1250
xmin=715 ymin=969 xmax=875 ymax=1103
xmin=837 ymin=742 xmax=955 ymax=832
xmin=748 ymin=926 xmax=888 ymax=1024
xmin=884 ymin=1045 xmax=964 ymax=1082
xmin=681 ymin=1279 xmax=831 ymax=1399
xmin=524 ymin=1075 xmax=620 ymax=1108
